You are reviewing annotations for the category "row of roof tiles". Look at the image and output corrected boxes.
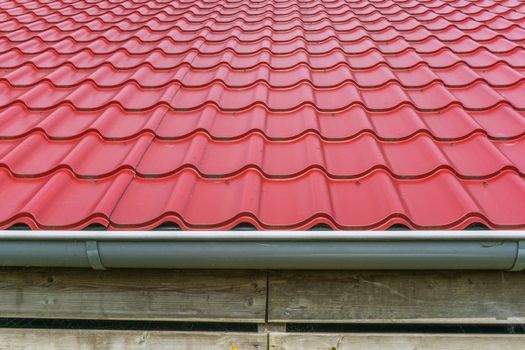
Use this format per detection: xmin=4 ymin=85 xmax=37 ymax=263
xmin=2 ymin=169 xmax=525 ymax=230
xmin=2 ymin=0 xmax=523 ymax=20
xmin=0 ymin=36 xmax=520 ymax=54
xmin=4 ymin=25 xmax=525 ymax=42
xmin=1 ymin=104 xmax=524 ymax=141
xmin=1 ymin=80 xmax=524 ymax=112
xmin=2 ymin=14 xmax=523 ymax=32
xmin=1 ymin=132 xmax=524 ymax=179
xmin=3 ymin=62 xmax=525 ymax=89
xmin=3 ymin=48 xmax=524 ymax=70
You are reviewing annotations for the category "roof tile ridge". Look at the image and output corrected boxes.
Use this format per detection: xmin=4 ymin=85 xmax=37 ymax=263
xmin=105 ymin=102 xmax=176 ymax=223
xmin=106 ymin=58 xmax=200 ymax=223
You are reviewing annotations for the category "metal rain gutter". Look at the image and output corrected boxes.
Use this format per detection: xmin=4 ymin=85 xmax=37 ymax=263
xmin=0 ymin=230 xmax=524 ymax=270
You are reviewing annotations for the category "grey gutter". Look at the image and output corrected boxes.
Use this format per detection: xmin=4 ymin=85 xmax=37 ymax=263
xmin=0 ymin=230 xmax=524 ymax=270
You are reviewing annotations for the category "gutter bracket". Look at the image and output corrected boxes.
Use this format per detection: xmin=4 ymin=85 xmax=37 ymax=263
xmin=85 ymin=240 xmax=106 ymax=270
xmin=510 ymin=240 xmax=525 ymax=271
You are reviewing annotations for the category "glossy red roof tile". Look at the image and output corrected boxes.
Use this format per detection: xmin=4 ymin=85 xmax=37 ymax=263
xmin=0 ymin=168 xmax=133 ymax=229
xmin=108 ymin=169 xmax=525 ymax=230
xmin=1 ymin=0 xmax=525 ymax=230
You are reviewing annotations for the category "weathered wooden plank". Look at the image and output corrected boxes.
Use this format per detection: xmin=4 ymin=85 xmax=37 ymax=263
xmin=0 ymin=329 xmax=267 ymax=350
xmin=268 ymin=271 xmax=525 ymax=323
xmin=269 ymin=333 xmax=525 ymax=350
xmin=0 ymin=268 xmax=266 ymax=322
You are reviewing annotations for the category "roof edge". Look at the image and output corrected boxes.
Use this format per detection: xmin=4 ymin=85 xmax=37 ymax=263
xmin=2 ymin=230 xmax=525 ymax=241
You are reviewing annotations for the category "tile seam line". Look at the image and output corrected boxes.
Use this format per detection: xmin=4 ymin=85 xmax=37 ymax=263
xmin=3 ymin=13 xmax=513 ymax=24
xmin=104 ymin=104 xmax=178 ymax=229
xmin=356 ymin=79 xmax=413 ymax=219
xmin=105 ymin=74 xmax=193 ymax=228
xmin=2 ymin=57 xmax=517 ymax=73
xmin=4 ymin=23 xmax=523 ymax=37
xmin=0 ymin=34 xmax=521 ymax=49
xmin=12 ymin=13 xmax=517 ymax=28
xmin=2 ymin=42 xmax=521 ymax=57
xmin=2 ymin=46 xmax=522 ymax=65
xmin=3 ymin=101 xmax=523 ymax=114
xmin=0 ymin=0 xmax=515 ymax=10
xmin=3 ymin=5 xmax=519 ymax=23
xmin=3 ymin=123 xmax=525 ymax=144
xmin=2 ymin=8 xmax=521 ymax=23
xmin=0 ymin=8 xmax=473 ymax=21
xmin=0 ymin=164 xmax=523 ymax=183
xmin=1 ymin=126 xmax=524 ymax=146
xmin=0 ymin=1 xmax=491 ymax=12
xmin=4 ymin=75 xmax=524 ymax=90
xmin=4 ymin=32 xmax=522 ymax=46
xmin=8 ymin=59 xmax=525 ymax=75
xmin=2 ymin=18 xmax=522 ymax=30
xmin=3 ymin=18 xmax=523 ymax=35
xmin=0 ymin=3 xmax=519 ymax=18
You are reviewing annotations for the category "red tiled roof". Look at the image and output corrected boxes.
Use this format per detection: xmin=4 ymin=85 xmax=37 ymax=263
xmin=1 ymin=0 xmax=525 ymax=230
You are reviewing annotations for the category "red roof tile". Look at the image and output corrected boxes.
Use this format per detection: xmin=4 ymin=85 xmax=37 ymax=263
xmin=1 ymin=0 xmax=525 ymax=230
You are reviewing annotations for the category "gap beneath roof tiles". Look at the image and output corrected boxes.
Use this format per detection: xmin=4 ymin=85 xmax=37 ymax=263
xmin=134 ymin=222 xmax=492 ymax=231
xmin=4 ymin=222 xmax=491 ymax=231
xmin=136 ymin=222 xmax=413 ymax=231
xmin=4 ymin=223 xmax=31 ymax=230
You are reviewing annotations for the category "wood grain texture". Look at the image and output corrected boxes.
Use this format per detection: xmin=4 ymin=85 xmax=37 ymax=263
xmin=269 ymin=333 xmax=525 ymax=350
xmin=0 ymin=329 xmax=267 ymax=350
xmin=0 ymin=268 xmax=266 ymax=322
xmin=268 ymin=270 xmax=525 ymax=323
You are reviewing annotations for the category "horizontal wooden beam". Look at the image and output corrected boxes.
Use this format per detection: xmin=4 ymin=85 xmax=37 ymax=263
xmin=0 ymin=268 xmax=266 ymax=322
xmin=0 ymin=329 xmax=266 ymax=350
xmin=269 ymin=333 xmax=525 ymax=350
xmin=268 ymin=270 xmax=525 ymax=323
xmin=3 ymin=268 xmax=525 ymax=325
xmin=3 ymin=329 xmax=525 ymax=350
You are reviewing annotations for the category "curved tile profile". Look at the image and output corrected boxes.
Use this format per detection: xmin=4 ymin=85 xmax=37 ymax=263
xmin=4 ymin=24 xmax=524 ymax=45
xmin=1 ymin=0 xmax=525 ymax=230
xmin=2 ymin=167 xmax=525 ymax=230
xmin=0 ymin=132 xmax=153 ymax=178
xmin=136 ymin=133 xmax=525 ymax=180
xmin=0 ymin=79 xmax=524 ymax=112
xmin=108 ymin=168 xmax=525 ymax=230
xmin=0 ymin=35 xmax=519 ymax=56
xmin=1 ymin=131 xmax=524 ymax=179
xmin=1 ymin=104 xmax=524 ymax=141
xmin=2 ymin=61 xmax=524 ymax=89
xmin=2 ymin=47 xmax=525 ymax=71
xmin=0 ymin=168 xmax=133 ymax=229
